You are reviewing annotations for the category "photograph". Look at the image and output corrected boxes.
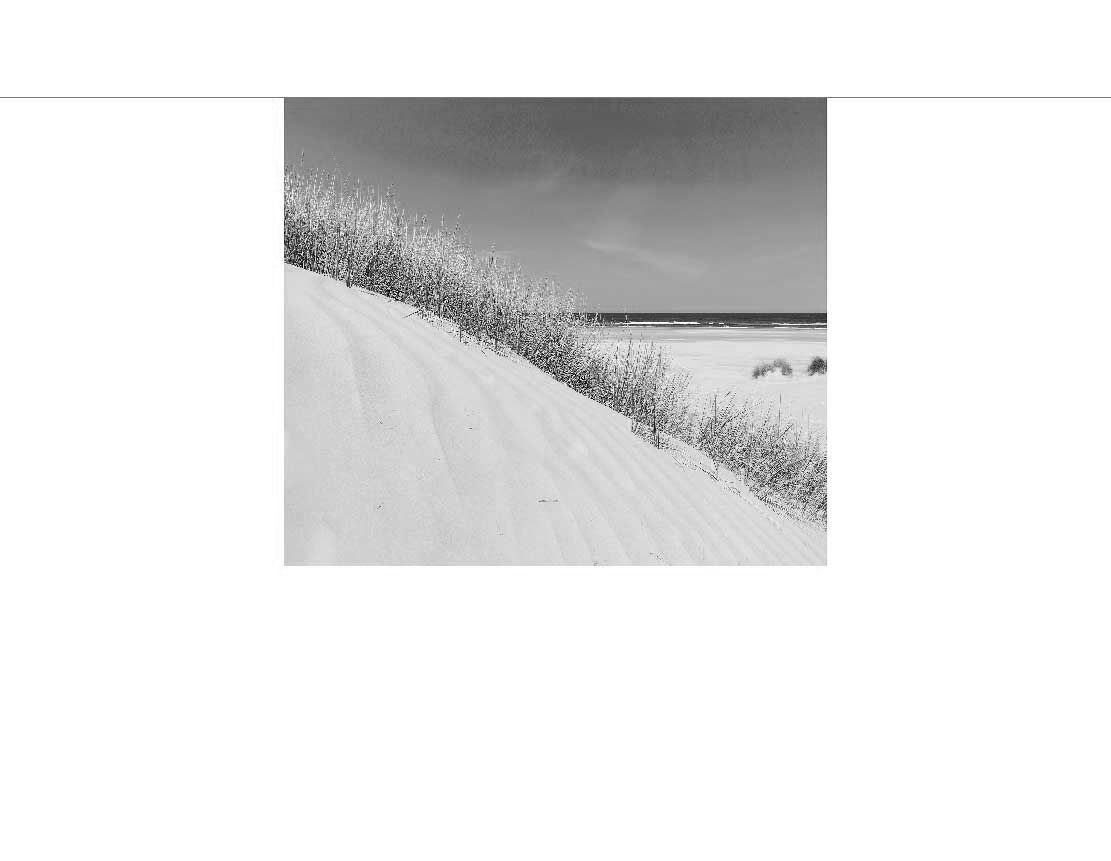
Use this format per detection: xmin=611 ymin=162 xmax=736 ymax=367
xmin=285 ymin=98 xmax=827 ymax=564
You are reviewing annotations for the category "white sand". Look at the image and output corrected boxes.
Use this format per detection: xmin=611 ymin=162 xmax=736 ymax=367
xmin=596 ymin=327 xmax=827 ymax=436
xmin=286 ymin=266 xmax=826 ymax=565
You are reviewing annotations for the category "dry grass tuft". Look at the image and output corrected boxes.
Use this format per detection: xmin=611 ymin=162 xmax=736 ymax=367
xmin=752 ymin=358 xmax=793 ymax=378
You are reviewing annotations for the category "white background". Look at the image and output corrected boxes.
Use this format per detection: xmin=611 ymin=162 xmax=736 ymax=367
xmin=2 ymin=92 xmax=1109 ymax=859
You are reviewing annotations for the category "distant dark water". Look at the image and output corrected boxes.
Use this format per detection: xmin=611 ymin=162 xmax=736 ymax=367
xmin=592 ymin=312 xmax=826 ymax=329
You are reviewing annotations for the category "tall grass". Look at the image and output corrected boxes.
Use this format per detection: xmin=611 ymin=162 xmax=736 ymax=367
xmin=285 ymin=160 xmax=826 ymax=524
xmin=695 ymin=394 xmax=826 ymax=521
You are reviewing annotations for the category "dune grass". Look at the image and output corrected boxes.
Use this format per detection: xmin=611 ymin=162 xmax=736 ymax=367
xmin=284 ymin=160 xmax=826 ymax=524
xmin=752 ymin=358 xmax=794 ymax=379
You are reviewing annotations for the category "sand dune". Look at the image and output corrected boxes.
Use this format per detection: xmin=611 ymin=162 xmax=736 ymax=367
xmin=286 ymin=266 xmax=826 ymax=565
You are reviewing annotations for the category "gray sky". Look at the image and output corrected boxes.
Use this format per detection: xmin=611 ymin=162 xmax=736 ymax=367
xmin=285 ymin=98 xmax=825 ymax=312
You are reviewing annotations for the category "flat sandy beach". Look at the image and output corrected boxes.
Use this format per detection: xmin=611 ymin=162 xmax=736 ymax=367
xmin=595 ymin=326 xmax=827 ymax=436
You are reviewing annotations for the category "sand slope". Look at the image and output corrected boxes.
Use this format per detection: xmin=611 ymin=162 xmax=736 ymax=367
xmin=286 ymin=267 xmax=826 ymax=565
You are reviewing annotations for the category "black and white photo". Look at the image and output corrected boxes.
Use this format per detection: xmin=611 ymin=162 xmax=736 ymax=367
xmin=285 ymin=98 xmax=827 ymax=564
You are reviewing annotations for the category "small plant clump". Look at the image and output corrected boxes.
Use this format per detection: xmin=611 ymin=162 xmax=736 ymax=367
xmin=285 ymin=160 xmax=827 ymax=524
xmin=807 ymin=356 xmax=827 ymax=375
xmin=752 ymin=358 xmax=793 ymax=379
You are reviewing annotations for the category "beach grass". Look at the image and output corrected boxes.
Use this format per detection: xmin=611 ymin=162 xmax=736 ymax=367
xmin=752 ymin=358 xmax=794 ymax=379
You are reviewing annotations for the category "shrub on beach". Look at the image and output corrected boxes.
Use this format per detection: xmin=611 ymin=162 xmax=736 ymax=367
xmin=752 ymin=358 xmax=793 ymax=378
xmin=285 ymin=160 xmax=827 ymax=524
xmin=807 ymin=356 xmax=827 ymax=375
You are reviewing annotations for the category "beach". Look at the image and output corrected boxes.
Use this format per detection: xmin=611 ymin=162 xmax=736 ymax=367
xmin=595 ymin=325 xmax=827 ymax=436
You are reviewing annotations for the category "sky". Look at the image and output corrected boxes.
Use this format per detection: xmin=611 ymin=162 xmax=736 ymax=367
xmin=285 ymin=99 xmax=825 ymax=312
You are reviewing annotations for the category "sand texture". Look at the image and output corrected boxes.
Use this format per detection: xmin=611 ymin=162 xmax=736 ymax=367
xmin=286 ymin=267 xmax=826 ymax=565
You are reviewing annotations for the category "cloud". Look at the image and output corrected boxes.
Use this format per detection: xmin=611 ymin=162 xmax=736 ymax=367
xmin=583 ymin=238 xmax=706 ymax=280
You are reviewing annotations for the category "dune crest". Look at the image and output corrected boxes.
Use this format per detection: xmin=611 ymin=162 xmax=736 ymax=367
xmin=286 ymin=267 xmax=826 ymax=565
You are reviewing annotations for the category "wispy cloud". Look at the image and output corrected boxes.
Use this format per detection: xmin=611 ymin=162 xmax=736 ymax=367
xmin=583 ymin=238 xmax=706 ymax=280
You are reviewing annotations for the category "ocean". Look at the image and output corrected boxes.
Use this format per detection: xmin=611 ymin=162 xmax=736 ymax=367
xmin=592 ymin=312 xmax=826 ymax=330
